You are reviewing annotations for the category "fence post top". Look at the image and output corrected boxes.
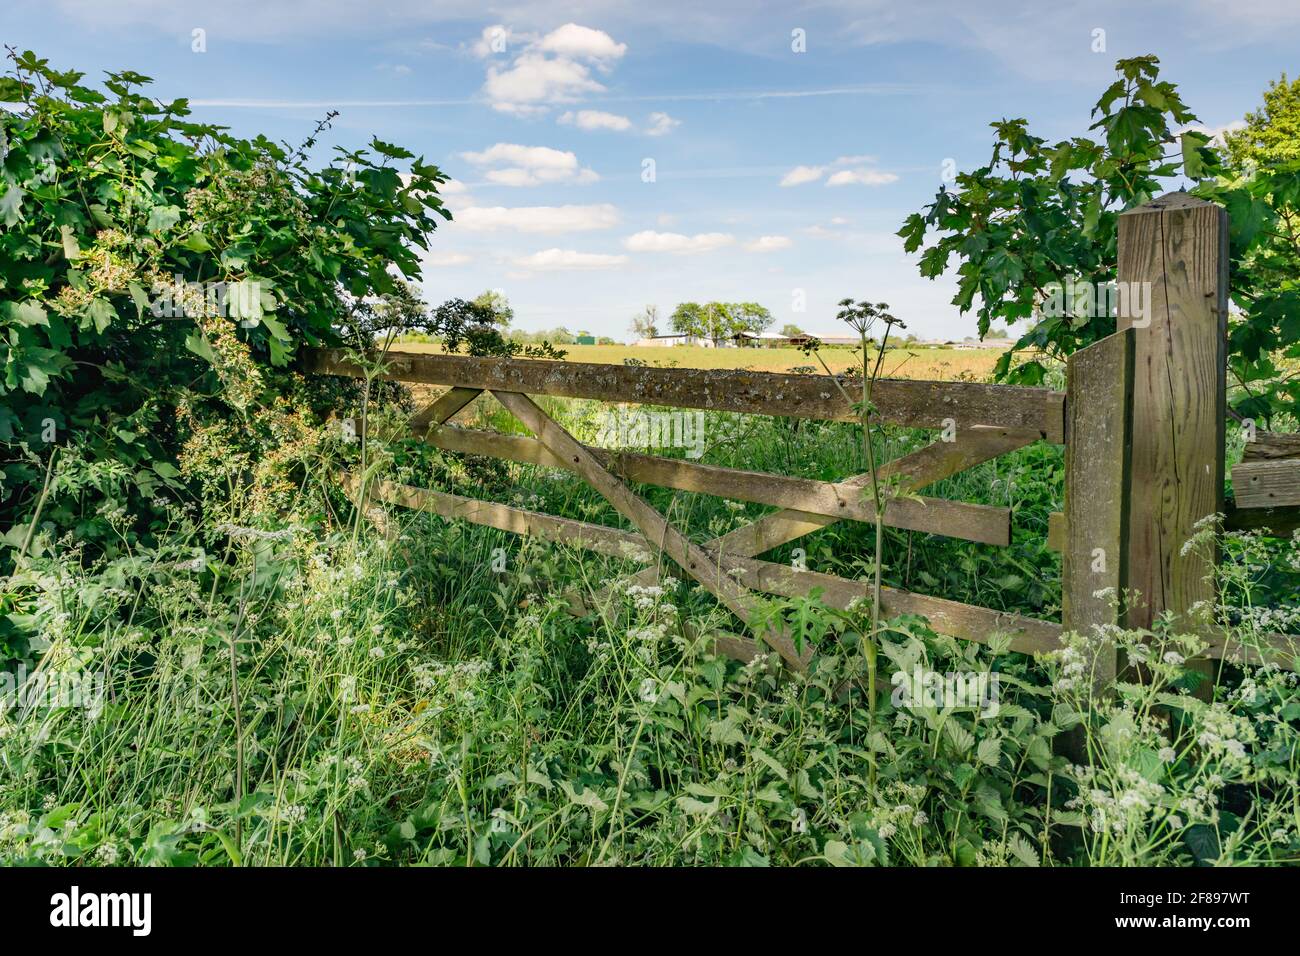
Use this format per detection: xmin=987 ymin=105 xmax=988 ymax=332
xmin=1120 ymin=191 xmax=1220 ymax=216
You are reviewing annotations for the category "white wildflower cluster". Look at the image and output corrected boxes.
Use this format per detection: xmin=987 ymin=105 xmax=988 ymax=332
xmin=624 ymin=583 xmax=677 ymax=617
xmin=93 ymin=843 xmax=120 ymax=865
xmin=638 ymin=677 xmax=659 ymax=703
xmin=619 ymin=581 xmax=682 ymax=662
xmin=1196 ymin=703 xmax=1256 ymax=766
xmin=344 ymin=756 xmax=367 ymax=792
xmin=737 ymin=651 xmax=776 ymax=685
xmin=276 ymin=803 xmax=307 ymax=825
xmin=1173 ymin=775 xmax=1224 ymax=827
xmin=1053 ymin=643 xmax=1088 ymax=693
xmin=409 ymin=658 xmax=491 ymax=710
xmin=1236 ymin=604 xmax=1300 ymax=634
xmin=0 ymin=810 xmax=31 ymax=846
xmin=1067 ymin=764 xmax=1170 ymax=836
xmin=866 ymin=781 xmax=928 ymax=841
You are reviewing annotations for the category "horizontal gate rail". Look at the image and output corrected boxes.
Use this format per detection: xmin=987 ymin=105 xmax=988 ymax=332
xmin=420 ymin=422 xmax=1011 ymax=545
xmin=354 ymin=474 xmax=1062 ymax=657
xmin=304 ymin=347 xmax=1066 ymax=441
xmin=354 ymin=472 xmax=1300 ymax=670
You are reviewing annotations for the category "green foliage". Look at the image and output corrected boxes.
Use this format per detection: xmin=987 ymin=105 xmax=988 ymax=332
xmin=3 ymin=486 xmax=1295 ymax=865
xmin=1224 ymin=73 xmax=1300 ymax=166
xmin=1199 ymin=160 xmax=1300 ymax=424
xmin=0 ymin=51 xmax=450 ymax=557
xmin=899 ymin=56 xmax=1203 ymax=385
xmin=427 ymin=298 xmax=565 ymax=360
xmin=899 ymin=56 xmax=1300 ymax=421
xmin=470 ymin=289 xmax=513 ymax=328
xmin=670 ymin=301 xmax=773 ymax=344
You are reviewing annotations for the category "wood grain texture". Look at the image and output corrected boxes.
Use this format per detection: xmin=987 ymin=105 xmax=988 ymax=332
xmin=1231 ymin=460 xmax=1300 ymax=508
xmin=1242 ymin=431 xmax=1300 ymax=462
xmin=1047 ymin=512 xmax=1066 ymax=553
xmin=306 ymin=347 xmax=1066 ymax=439
xmin=421 ymin=423 xmax=1010 ymax=545
xmin=1061 ymin=329 xmax=1134 ymax=690
xmin=1117 ymin=194 xmax=1228 ymax=637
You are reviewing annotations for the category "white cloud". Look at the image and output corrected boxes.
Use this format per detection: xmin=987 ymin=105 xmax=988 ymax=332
xmin=537 ymin=23 xmax=627 ymax=62
xmin=781 ymin=155 xmax=888 ymax=186
xmin=456 ymin=204 xmax=620 ymax=233
xmin=624 ymin=231 xmax=734 ymax=254
xmin=481 ymin=24 xmax=627 ymax=114
xmin=425 ymin=251 xmax=472 ymax=267
xmin=512 ymin=248 xmax=629 ymax=270
xmin=470 ymin=24 xmax=529 ymax=58
xmin=484 ymin=53 xmax=605 ymax=113
xmin=461 ymin=143 xmax=598 ymax=186
xmin=559 ymin=109 xmax=633 ymax=131
xmin=826 ymin=168 xmax=899 ymax=186
xmin=438 ymin=178 xmax=471 ymax=196
xmin=780 ymin=165 xmax=825 ymax=187
xmin=645 ymin=111 xmax=681 ymax=136
xmin=744 ymin=235 xmax=792 ymax=252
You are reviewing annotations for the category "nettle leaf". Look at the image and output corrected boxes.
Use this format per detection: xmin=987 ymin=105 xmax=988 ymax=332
xmin=59 ymin=224 xmax=82 ymax=260
xmin=558 ymin=780 xmax=608 ymax=812
xmin=185 ymin=330 xmax=216 ymax=363
xmin=9 ymin=300 xmax=49 ymax=327
xmin=128 ymin=281 xmax=151 ymax=318
xmin=84 ymin=298 xmax=116 ymax=334
xmin=145 ymin=203 xmax=182 ymax=234
xmin=0 ymin=181 xmax=26 ymax=226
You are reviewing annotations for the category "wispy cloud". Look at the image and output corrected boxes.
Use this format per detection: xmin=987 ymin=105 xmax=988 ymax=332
xmin=512 ymin=248 xmax=628 ymax=270
xmin=558 ymin=109 xmax=633 ymax=131
xmin=744 ymin=235 xmax=792 ymax=252
xmin=780 ymin=155 xmax=896 ymax=187
xmin=460 ymin=143 xmax=598 ymax=186
xmin=455 ymin=204 xmax=619 ymax=233
xmin=624 ymin=231 xmax=734 ymax=254
xmin=645 ymin=111 xmax=681 ymax=136
xmin=425 ymin=251 xmax=472 ymax=267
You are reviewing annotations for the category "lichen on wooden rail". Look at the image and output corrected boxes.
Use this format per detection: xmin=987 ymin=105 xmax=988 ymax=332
xmin=304 ymin=348 xmax=1065 ymax=440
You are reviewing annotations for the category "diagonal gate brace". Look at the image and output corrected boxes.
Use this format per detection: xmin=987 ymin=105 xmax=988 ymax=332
xmin=488 ymin=389 xmax=810 ymax=670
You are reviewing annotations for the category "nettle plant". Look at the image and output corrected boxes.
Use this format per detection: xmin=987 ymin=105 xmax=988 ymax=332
xmin=900 ymin=54 xmax=1300 ymax=424
xmin=0 ymin=51 xmax=450 ymax=562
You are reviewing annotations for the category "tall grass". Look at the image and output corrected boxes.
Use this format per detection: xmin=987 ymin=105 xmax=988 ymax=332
xmin=2 ymin=392 xmax=1297 ymax=866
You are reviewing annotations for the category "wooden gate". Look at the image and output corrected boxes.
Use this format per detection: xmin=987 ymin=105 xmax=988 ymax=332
xmin=304 ymin=194 xmax=1299 ymax=685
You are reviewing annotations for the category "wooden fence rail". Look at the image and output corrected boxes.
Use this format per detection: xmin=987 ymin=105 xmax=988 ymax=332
xmin=305 ymin=193 xmax=1300 ymax=683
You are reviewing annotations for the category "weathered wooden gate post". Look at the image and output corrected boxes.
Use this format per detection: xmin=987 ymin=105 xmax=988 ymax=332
xmin=1062 ymin=328 xmax=1134 ymax=692
xmin=1117 ymin=192 xmax=1229 ymax=686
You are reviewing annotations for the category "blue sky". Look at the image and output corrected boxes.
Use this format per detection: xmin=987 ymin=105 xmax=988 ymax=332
xmin=3 ymin=0 xmax=1297 ymax=339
